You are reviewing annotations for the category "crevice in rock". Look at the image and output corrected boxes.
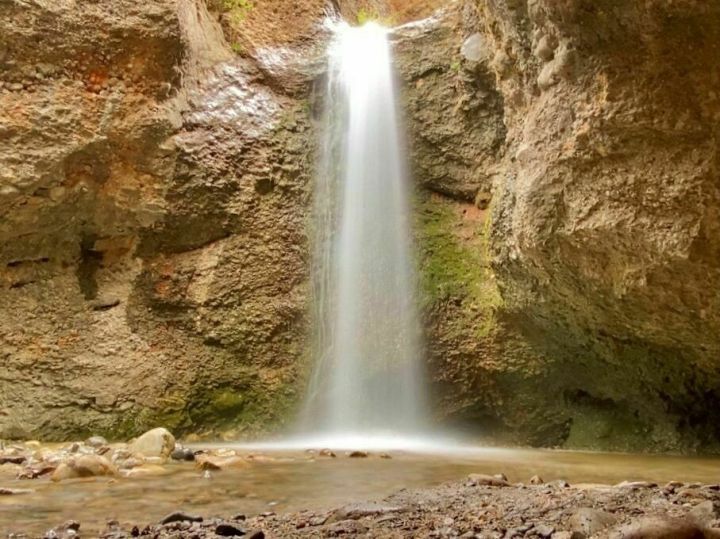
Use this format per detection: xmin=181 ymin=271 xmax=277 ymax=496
xmin=76 ymin=235 xmax=103 ymax=301
xmin=7 ymin=257 xmax=50 ymax=268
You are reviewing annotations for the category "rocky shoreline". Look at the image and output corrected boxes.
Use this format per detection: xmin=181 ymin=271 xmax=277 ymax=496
xmin=3 ymin=429 xmax=720 ymax=538
xmin=33 ymin=475 xmax=720 ymax=539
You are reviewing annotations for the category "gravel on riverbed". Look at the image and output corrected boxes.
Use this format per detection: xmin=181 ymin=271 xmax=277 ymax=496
xmin=34 ymin=476 xmax=720 ymax=539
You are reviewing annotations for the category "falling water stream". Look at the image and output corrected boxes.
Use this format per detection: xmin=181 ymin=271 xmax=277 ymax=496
xmin=300 ymin=21 xmax=427 ymax=447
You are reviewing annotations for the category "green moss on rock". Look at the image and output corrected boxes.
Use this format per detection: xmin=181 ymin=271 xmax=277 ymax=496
xmin=416 ymin=192 xmax=502 ymax=339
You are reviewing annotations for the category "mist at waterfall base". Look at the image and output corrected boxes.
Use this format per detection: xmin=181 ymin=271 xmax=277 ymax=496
xmin=242 ymin=22 xmax=457 ymax=453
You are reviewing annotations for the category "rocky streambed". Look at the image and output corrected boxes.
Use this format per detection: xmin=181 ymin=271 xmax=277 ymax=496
xmin=3 ymin=429 xmax=720 ymax=538
xmin=20 ymin=473 xmax=720 ymax=539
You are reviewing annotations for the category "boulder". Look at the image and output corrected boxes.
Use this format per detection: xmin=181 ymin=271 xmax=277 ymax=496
xmin=128 ymin=428 xmax=175 ymax=459
xmin=51 ymin=455 xmax=117 ymax=482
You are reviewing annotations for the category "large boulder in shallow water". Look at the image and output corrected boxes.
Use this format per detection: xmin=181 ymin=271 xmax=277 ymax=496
xmin=128 ymin=428 xmax=176 ymax=459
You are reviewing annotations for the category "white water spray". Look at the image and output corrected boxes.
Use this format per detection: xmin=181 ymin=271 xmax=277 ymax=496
xmin=301 ymin=21 xmax=427 ymax=444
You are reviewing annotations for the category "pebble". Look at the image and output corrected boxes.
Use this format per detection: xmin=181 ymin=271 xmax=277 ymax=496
xmin=160 ymin=511 xmax=203 ymax=525
xmin=467 ymin=473 xmax=510 ymax=487
xmin=215 ymin=522 xmax=245 ymax=536
xmin=0 ymin=487 xmax=34 ymax=495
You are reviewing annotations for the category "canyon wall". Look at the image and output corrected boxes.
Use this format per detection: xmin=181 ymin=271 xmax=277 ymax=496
xmin=0 ymin=0 xmax=319 ymax=440
xmin=2 ymin=0 xmax=719 ymax=453
xmin=396 ymin=0 xmax=720 ymax=452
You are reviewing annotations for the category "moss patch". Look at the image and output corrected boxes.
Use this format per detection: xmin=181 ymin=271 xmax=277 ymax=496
xmin=222 ymin=0 xmax=253 ymax=25
xmin=416 ymin=192 xmax=502 ymax=338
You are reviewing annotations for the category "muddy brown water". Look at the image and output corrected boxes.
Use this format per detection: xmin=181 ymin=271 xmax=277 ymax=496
xmin=2 ymin=446 xmax=720 ymax=536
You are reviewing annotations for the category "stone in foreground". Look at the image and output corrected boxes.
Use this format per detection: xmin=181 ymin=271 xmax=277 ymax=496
xmin=128 ymin=428 xmax=176 ymax=459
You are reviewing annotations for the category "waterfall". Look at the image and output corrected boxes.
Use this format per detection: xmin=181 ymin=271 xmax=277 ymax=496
xmin=302 ymin=21 xmax=427 ymax=444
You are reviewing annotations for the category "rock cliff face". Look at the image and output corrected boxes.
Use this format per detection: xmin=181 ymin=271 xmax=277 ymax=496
xmin=0 ymin=0 xmax=316 ymax=440
xmin=395 ymin=0 xmax=720 ymax=452
xmin=2 ymin=0 xmax=719 ymax=453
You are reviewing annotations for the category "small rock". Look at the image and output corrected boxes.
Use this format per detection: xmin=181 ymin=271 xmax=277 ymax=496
xmin=86 ymin=436 xmax=108 ymax=448
xmin=327 ymin=519 xmax=368 ymax=535
xmin=348 ymin=451 xmax=368 ymax=458
xmin=530 ymin=475 xmax=545 ymax=485
xmin=319 ymin=449 xmax=336 ymax=458
xmin=0 ymin=455 xmax=26 ymax=465
xmin=609 ymin=516 xmax=705 ymax=539
xmin=690 ymin=500 xmax=717 ymax=525
xmin=44 ymin=520 xmax=80 ymax=539
xmin=534 ymin=35 xmax=557 ymax=62
xmin=215 ymin=522 xmax=245 ymax=536
xmin=17 ymin=463 xmax=56 ymax=479
xmin=195 ymin=454 xmax=248 ymax=471
xmin=569 ymin=507 xmax=618 ymax=536
xmin=171 ymin=447 xmax=195 ymax=462
xmin=51 ymin=455 xmax=117 ymax=482
xmin=328 ymin=502 xmax=404 ymax=523
xmin=467 ymin=473 xmax=510 ymax=487
xmin=379 ymin=453 xmax=392 ymax=459
xmin=615 ymin=480 xmax=658 ymax=490
xmin=0 ymin=487 xmax=33 ymax=495
xmin=534 ymin=524 xmax=556 ymax=538
xmin=461 ymin=33 xmax=488 ymax=63
xmin=128 ymin=428 xmax=175 ymax=459
xmin=160 ymin=512 xmax=203 ymax=525
xmin=121 ymin=464 xmax=168 ymax=478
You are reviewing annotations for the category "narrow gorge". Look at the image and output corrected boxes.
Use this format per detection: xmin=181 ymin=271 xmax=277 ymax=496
xmin=3 ymin=0 xmax=720 ymax=537
xmin=2 ymin=0 xmax=720 ymax=454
